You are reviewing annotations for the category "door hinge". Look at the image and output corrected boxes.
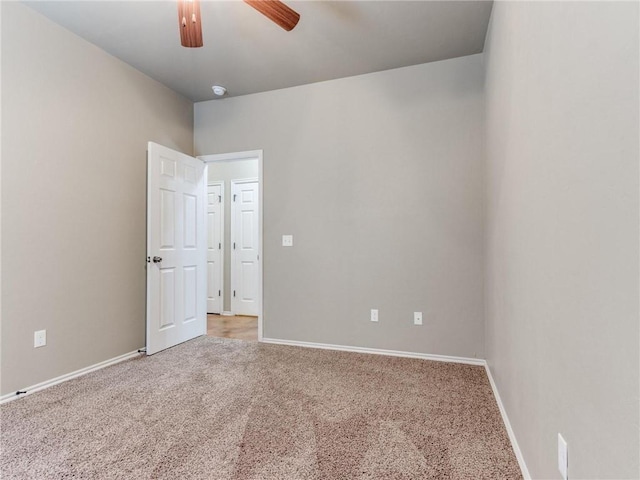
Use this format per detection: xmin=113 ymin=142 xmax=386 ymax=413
xmin=218 ymin=195 xmax=221 ymax=203
xmin=233 ymin=290 xmax=236 ymax=297
xmin=233 ymin=242 xmax=236 ymax=250
xmin=233 ymin=194 xmax=237 ymax=202
xmin=218 ymin=243 xmax=221 ymax=250
xmin=218 ymin=290 xmax=221 ymax=297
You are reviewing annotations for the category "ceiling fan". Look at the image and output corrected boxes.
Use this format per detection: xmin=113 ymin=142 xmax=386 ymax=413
xmin=178 ymin=0 xmax=300 ymax=48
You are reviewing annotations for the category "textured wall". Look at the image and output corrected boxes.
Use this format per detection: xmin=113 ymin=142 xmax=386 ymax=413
xmin=196 ymin=55 xmax=485 ymax=358
xmin=1 ymin=3 xmax=194 ymax=395
xmin=484 ymin=2 xmax=639 ymax=478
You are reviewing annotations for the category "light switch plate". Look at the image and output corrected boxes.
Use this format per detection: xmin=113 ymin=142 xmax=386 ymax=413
xmin=282 ymin=235 xmax=293 ymax=247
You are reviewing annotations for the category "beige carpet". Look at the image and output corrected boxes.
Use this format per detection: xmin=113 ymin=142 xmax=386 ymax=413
xmin=1 ymin=337 xmax=521 ymax=479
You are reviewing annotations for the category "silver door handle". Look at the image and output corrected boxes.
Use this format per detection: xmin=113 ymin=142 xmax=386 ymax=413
xmin=152 ymin=256 xmax=163 ymax=263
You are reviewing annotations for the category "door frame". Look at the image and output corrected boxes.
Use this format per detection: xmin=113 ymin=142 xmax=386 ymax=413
xmin=207 ymin=180 xmax=225 ymax=314
xmin=230 ymin=178 xmax=260 ymax=317
xmin=198 ymin=150 xmax=263 ymax=341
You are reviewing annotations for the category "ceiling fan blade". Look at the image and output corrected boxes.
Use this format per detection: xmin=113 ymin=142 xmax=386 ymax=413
xmin=244 ymin=0 xmax=300 ymax=31
xmin=178 ymin=0 xmax=203 ymax=48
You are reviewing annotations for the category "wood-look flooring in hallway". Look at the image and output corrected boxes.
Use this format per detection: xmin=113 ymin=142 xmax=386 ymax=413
xmin=207 ymin=314 xmax=258 ymax=341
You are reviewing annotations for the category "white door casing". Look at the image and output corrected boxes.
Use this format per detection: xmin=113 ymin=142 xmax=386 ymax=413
xmin=231 ymin=179 xmax=260 ymax=316
xmin=146 ymin=142 xmax=207 ymax=355
xmin=207 ymin=183 xmax=224 ymax=314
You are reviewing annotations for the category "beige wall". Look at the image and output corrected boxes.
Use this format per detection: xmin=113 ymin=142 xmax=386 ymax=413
xmin=0 ymin=3 xmax=194 ymax=395
xmin=484 ymin=2 xmax=639 ymax=478
xmin=196 ymin=55 xmax=486 ymax=358
xmin=207 ymin=158 xmax=259 ymax=311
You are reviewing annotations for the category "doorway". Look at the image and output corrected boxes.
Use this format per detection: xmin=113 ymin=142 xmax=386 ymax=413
xmin=199 ymin=151 xmax=263 ymax=341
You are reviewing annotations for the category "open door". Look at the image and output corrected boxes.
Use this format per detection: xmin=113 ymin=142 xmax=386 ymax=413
xmin=146 ymin=142 xmax=207 ymax=355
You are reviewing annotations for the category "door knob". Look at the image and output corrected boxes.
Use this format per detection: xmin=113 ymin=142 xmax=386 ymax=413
xmin=152 ymin=256 xmax=163 ymax=263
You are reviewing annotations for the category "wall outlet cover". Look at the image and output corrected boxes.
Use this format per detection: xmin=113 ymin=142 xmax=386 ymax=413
xmin=370 ymin=309 xmax=379 ymax=322
xmin=414 ymin=312 xmax=423 ymax=325
xmin=34 ymin=330 xmax=47 ymax=348
xmin=282 ymin=235 xmax=293 ymax=247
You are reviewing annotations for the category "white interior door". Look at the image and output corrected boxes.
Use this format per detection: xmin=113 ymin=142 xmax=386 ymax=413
xmin=207 ymin=183 xmax=223 ymax=314
xmin=231 ymin=180 xmax=260 ymax=316
xmin=147 ymin=142 xmax=206 ymax=355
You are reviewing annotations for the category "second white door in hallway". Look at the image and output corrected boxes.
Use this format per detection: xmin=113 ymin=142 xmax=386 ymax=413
xmin=231 ymin=180 xmax=260 ymax=316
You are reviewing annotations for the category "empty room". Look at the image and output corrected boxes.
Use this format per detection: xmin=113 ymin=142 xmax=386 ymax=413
xmin=1 ymin=1 xmax=638 ymax=479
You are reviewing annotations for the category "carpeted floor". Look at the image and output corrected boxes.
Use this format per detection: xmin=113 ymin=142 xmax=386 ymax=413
xmin=0 ymin=337 xmax=522 ymax=479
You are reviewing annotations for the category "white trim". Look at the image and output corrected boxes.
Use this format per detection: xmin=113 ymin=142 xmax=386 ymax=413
xmin=207 ymin=180 xmax=225 ymax=314
xmin=199 ymin=150 xmax=262 ymax=163
xmin=0 ymin=349 xmax=142 ymax=404
xmin=230 ymin=177 xmax=259 ymax=185
xmin=221 ymin=311 xmax=234 ymax=317
xmin=260 ymin=338 xmax=486 ymax=366
xmin=484 ymin=364 xmax=531 ymax=480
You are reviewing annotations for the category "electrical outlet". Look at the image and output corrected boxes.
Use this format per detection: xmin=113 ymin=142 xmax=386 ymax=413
xmin=34 ymin=330 xmax=47 ymax=348
xmin=282 ymin=235 xmax=293 ymax=247
xmin=414 ymin=312 xmax=423 ymax=325
xmin=558 ymin=433 xmax=568 ymax=480
xmin=370 ymin=309 xmax=379 ymax=322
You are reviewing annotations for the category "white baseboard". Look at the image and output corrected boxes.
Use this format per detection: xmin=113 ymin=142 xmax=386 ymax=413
xmin=0 ymin=348 xmax=143 ymax=404
xmin=221 ymin=311 xmax=234 ymax=316
xmin=484 ymin=364 xmax=531 ymax=479
xmin=260 ymin=337 xmax=486 ymax=366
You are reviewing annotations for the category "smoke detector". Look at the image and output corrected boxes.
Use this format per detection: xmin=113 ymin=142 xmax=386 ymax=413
xmin=212 ymin=85 xmax=227 ymax=97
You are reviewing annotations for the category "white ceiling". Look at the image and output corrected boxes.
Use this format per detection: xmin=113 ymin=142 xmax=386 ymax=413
xmin=25 ymin=0 xmax=493 ymax=102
